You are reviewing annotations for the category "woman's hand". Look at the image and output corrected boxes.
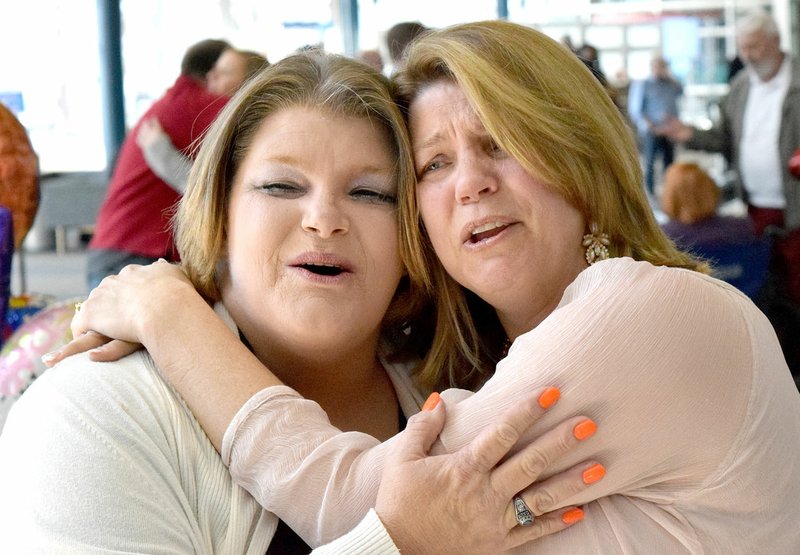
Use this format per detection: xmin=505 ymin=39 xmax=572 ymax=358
xmin=43 ymin=260 xmax=199 ymax=367
xmin=375 ymin=388 xmax=601 ymax=554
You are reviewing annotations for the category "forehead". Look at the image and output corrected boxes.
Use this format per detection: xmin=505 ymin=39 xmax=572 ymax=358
xmin=737 ymin=29 xmax=773 ymax=47
xmin=217 ymin=50 xmax=245 ymax=69
xmin=409 ymin=81 xmax=485 ymax=138
xmin=237 ymin=105 xmax=394 ymax=168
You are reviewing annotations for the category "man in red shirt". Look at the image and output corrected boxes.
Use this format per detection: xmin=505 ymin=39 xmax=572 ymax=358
xmin=87 ymin=39 xmax=230 ymax=289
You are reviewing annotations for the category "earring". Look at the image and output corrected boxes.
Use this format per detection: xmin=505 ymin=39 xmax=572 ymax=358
xmin=582 ymin=222 xmax=610 ymax=265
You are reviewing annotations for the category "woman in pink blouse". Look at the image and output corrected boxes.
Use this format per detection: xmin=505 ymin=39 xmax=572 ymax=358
xmin=0 ymin=52 xmax=597 ymax=553
xmin=54 ymin=21 xmax=800 ymax=553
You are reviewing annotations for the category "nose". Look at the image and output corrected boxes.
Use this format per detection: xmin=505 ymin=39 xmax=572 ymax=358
xmin=301 ymin=194 xmax=349 ymax=238
xmin=454 ymin=156 xmax=498 ymax=204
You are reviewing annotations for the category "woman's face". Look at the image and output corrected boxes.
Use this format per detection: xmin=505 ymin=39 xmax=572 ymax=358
xmin=409 ymin=80 xmax=588 ymax=337
xmin=207 ymin=50 xmax=248 ymax=96
xmin=221 ymin=106 xmax=404 ymax=360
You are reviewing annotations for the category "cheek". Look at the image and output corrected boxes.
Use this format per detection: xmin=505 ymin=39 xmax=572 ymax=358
xmin=417 ymin=188 xmax=448 ymax=244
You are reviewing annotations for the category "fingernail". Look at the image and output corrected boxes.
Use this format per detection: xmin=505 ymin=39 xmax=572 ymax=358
xmin=582 ymin=463 xmax=606 ymax=484
xmin=41 ymin=351 xmax=59 ymax=364
xmin=537 ymin=387 xmax=560 ymax=409
xmin=561 ymin=507 xmax=584 ymax=524
xmin=573 ymin=419 xmax=597 ymax=440
xmin=422 ymin=392 xmax=441 ymax=411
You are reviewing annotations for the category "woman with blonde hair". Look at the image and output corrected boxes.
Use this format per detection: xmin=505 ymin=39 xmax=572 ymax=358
xmin=1 ymin=52 xmax=597 ymax=553
xmin=52 ymin=21 xmax=800 ymax=553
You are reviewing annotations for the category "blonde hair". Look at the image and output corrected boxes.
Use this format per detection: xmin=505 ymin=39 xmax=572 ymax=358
xmin=661 ymin=162 xmax=720 ymax=224
xmin=175 ymin=53 xmax=429 ymax=353
xmin=395 ymin=21 xmax=706 ymax=391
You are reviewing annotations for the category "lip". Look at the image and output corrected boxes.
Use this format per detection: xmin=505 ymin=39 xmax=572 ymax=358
xmin=460 ymin=216 xmax=517 ymax=246
xmin=288 ymin=251 xmax=355 ymax=283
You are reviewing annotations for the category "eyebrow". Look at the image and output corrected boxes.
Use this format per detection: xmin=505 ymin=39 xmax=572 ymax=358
xmin=413 ymin=132 xmax=444 ymax=153
xmin=258 ymin=154 xmax=393 ymax=178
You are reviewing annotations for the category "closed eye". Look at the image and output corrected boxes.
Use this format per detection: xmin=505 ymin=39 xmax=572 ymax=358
xmin=350 ymin=188 xmax=397 ymax=205
xmin=257 ymin=182 xmax=305 ymax=198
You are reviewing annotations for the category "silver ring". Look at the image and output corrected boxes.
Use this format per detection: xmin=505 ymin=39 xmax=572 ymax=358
xmin=513 ymin=496 xmax=534 ymax=527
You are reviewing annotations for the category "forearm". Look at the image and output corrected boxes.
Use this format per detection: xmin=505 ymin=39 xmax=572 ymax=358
xmin=138 ymin=285 xmax=283 ymax=451
xmin=222 ymin=385 xmax=395 ymax=546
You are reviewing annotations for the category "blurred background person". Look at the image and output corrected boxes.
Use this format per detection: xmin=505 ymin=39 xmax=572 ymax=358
xmin=135 ymin=48 xmax=269 ymax=193
xmin=383 ymin=21 xmax=428 ymax=75
xmin=576 ymin=43 xmax=607 ymax=86
xmin=660 ymin=161 xmax=769 ymax=301
xmin=206 ymin=48 xmax=268 ymax=97
xmin=628 ymin=54 xmax=683 ymax=198
xmin=356 ymin=49 xmax=384 ymax=73
xmin=86 ymin=39 xmax=231 ymax=290
xmin=657 ymin=10 xmax=800 ymax=380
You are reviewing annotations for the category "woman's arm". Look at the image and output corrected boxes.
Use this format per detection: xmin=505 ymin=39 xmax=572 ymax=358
xmin=66 ymin=262 xmax=282 ymax=450
xmin=136 ymin=117 xmax=192 ymax=193
xmin=51 ymin=259 xmax=792 ymax=551
xmin=315 ymin=393 xmax=591 ymax=554
xmin=51 ymin=262 xmax=603 ymax=548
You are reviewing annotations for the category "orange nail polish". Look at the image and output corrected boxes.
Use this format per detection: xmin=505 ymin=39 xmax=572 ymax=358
xmin=538 ymin=387 xmax=560 ymax=409
xmin=573 ymin=419 xmax=597 ymax=440
xmin=561 ymin=507 xmax=584 ymax=525
xmin=422 ymin=392 xmax=441 ymax=412
xmin=582 ymin=463 xmax=606 ymax=484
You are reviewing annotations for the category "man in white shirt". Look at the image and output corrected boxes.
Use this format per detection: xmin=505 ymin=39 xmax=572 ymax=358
xmin=658 ymin=10 xmax=800 ymax=380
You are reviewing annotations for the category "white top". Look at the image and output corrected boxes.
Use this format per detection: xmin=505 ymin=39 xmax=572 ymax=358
xmin=740 ymin=57 xmax=791 ymax=208
xmin=0 ymin=347 xmax=408 ymax=553
xmin=222 ymin=257 xmax=800 ymax=553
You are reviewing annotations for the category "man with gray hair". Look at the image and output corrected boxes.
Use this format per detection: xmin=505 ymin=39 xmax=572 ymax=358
xmin=658 ymin=10 xmax=800 ymax=377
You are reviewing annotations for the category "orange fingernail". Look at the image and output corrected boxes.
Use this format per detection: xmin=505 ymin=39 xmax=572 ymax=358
xmin=561 ymin=507 xmax=584 ymax=525
xmin=582 ymin=463 xmax=606 ymax=484
xmin=538 ymin=387 xmax=560 ymax=409
xmin=422 ymin=392 xmax=441 ymax=412
xmin=573 ymin=419 xmax=597 ymax=440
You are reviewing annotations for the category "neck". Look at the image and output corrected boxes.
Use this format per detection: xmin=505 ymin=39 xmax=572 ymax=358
xmin=497 ymin=297 xmax=560 ymax=342
xmin=249 ymin=335 xmax=401 ymax=441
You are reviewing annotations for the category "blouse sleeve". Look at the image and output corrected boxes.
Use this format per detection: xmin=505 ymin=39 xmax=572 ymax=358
xmin=222 ymin=260 xmax=775 ymax=550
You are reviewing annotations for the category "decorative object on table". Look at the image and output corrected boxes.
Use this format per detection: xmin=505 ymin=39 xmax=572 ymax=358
xmin=3 ymin=293 xmax=54 ymax=339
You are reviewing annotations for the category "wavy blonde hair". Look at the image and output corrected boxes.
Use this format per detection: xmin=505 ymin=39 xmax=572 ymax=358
xmin=174 ymin=53 xmax=429 ymax=355
xmin=394 ymin=21 xmax=706 ymax=391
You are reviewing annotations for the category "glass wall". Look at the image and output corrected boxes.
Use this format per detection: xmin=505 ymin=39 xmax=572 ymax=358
xmin=1 ymin=0 xmax=791 ymax=175
xmin=0 ymin=1 xmax=105 ymax=173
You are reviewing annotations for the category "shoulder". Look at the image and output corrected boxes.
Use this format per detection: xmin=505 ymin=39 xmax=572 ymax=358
xmin=6 ymin=351 xmax=187 ymax=440
xmin=557 ymin=258 xmax=760 ymax=346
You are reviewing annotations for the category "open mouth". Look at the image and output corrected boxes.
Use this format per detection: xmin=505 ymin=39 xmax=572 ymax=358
xmin=299 ymin=263 xmax=345 ymax=277
xmin=469 ymin=222 xmax=510 ymax=243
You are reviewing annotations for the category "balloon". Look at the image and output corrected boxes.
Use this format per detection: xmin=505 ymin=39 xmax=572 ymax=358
xmin=0 ymin=297 xmax=82 ymax=400
xmin=0 ymin=103 xmax=39 ymax=249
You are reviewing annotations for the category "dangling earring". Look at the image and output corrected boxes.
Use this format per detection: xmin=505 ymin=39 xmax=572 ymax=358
xmin=582 ymin=222 xmax=610 ymax=265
